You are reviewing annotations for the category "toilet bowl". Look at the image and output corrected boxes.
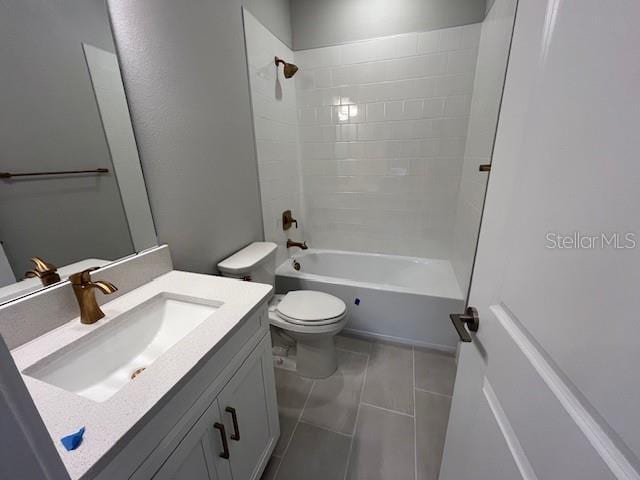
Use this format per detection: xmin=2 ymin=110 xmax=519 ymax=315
xmin=269 ymin=292 xmax=346 ymax=378
xmin=217 ymin=242 xmax=347 ymax=378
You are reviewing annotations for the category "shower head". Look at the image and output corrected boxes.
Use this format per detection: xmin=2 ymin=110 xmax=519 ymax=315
xmin=275 ymin=56 xmax=299 ymax=78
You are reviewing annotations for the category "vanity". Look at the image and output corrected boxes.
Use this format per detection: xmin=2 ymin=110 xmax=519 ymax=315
xmin=10 ymin=264 xmax=279 ymax=480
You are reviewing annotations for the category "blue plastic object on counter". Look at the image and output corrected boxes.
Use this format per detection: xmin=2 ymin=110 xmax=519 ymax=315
xmin=61 ymin=426 xmax=85 ymax=451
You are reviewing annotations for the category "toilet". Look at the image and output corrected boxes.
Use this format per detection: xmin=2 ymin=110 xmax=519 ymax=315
xmin=218 ymin=242 xmax=347 ymax=378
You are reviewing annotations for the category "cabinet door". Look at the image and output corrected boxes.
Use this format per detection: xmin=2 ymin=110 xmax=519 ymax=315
xmin=217 ymin=334 xmax=279 ymax=480
xmin=153 ymin=398 xmax=232 ymax=480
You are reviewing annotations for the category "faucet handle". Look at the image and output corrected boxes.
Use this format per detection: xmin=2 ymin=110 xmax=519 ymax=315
xmin=25 ymin=257 xmax=61 ymax=285
xmin=30 ymin=256 xmax=58 ymax=274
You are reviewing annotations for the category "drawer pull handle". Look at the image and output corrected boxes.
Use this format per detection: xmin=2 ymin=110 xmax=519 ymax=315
xmin=213 ymin=422 xmax=230 ymax=459
xmin=225 ymin=406 xmax=241 ymax=441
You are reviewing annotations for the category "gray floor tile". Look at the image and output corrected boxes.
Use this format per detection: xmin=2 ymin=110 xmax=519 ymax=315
xmin=414 ymin=348 xmax=457 ymax=396
xmin=335 ymin=334 xmax=372 ymax=355
xmin=361 ymin=341 xmax=414 ymax=414
xmin=276 ymin=423 xmax=351 ymax=480
xmin=260 ymin=455 xmax=281 ymax=480
xmin=346 ymin=404 xmax=415 ymax=480
xmin=273 ymin=368 xmax=314 ymax=456
xmin=301 ymin=350 xmax=368 ymax=434
xmin=415 ymin=390 xmax=452 ymax=480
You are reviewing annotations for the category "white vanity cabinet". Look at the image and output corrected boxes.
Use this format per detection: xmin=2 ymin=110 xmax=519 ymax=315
xmin=216 ymin=333 xmax=278 ymax=480
xmin=98 ymin=303 xmax=280 ymax=480
xmin=153 ymin=398 xmax=227 ymax=480
xmin=152 ymin=333 xmax=278 ymax=480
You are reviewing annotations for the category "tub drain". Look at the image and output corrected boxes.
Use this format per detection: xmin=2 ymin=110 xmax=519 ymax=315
xmin=130 ymin=367 xmax=146 ymax=380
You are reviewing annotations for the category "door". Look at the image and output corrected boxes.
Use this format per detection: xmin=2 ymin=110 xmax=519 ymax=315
xmin=440 ymin=1 xmax=640 ymax=479
xmin=217 ymin=334 xmax=279 ymax=480
xmin=153 ymin=398 xmax=231 ymax=480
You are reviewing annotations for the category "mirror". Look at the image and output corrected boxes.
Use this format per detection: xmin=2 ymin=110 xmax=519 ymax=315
xmin=0 ymin=0 xmax=156 ymax=304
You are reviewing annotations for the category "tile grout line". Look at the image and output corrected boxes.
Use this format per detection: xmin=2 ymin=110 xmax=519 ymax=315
xmin=359 ymin=401 xmax=414 ymax=418
xmin=414 ymin=386 xmax=452 ymax=398
xmin=272 ymin=377 xmax=317 ymax=480
xmin=343 ymin=348 xmax=371 ymax=480
xmin=298 ymin=418 xmax=353 ymax=438
xmin=335 ymin=347 xmax=369 ymax=357
xmin=413 ymin=345 xmax=418 ymax=480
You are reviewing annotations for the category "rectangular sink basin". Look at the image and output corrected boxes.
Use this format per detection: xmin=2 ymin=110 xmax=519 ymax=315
xmin=24 ymin=292 xmax=221 ymax=402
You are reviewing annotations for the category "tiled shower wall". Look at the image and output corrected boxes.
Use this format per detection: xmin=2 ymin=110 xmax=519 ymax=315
xmin=244 ymin=10 xmax=305 ymax=266
xmin=294 ymin=24 xmax=481 ymax=258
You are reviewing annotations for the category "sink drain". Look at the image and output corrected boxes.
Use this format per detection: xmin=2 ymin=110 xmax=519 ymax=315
xmin=130 ymin=367 xmax=146 ymax=380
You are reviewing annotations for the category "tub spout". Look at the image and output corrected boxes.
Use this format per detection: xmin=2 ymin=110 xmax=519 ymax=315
xmin=287 ymin=239 xmax=308 ymax=250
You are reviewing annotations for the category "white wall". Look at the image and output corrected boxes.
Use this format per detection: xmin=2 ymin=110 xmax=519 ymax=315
xmin=243 ymin=10 xmax=306 ymax=266
xmin=450 ymin=0 xmax=517 ymax=294
xmin=294 ymin=24 xmax=481 ymax=259
xmin=244 ymin=0 xmax=293 ymax=48
xmin=109 ymin=0 xmax=265 ymax=273
xmin=291 ymin=0 xmax=486 ymax=50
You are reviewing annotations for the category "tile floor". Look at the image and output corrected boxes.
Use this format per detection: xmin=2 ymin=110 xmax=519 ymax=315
xmin=262 ymin=335 xmax=457 ymax=480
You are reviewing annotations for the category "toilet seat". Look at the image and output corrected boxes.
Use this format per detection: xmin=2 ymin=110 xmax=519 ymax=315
xmin=275 ymin=291 xmax=346 ymax=326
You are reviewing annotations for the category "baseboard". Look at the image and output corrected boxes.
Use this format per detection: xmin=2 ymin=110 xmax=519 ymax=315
xmin=342 ymin=328 xmax=457 ymax=354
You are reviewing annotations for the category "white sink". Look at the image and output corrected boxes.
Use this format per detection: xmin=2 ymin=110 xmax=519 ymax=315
xmin=24 ymin=292 xmax=221 ymax=402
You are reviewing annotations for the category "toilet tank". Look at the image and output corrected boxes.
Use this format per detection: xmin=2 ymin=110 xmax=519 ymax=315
xmin=217 ymin=242 xmax=278 ymax=286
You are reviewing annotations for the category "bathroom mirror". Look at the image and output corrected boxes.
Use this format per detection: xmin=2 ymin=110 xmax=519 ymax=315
xmin=0 ymin=0 xmax=157 ymax=305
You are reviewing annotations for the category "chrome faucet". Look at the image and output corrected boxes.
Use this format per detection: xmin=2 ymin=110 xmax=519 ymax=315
xmin=25 ymin=257 xmax=61 ymax=286
xmin=69 ymin=268 xmax=118 ymax=324
xmin=286 ymin=239 xmax=308 ymax=250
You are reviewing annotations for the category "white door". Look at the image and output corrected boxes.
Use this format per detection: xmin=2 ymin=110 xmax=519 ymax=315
xmin=440 ymin=1 xmax=640 ymax=479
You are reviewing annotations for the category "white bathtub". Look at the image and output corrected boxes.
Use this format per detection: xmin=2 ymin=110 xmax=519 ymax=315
xmin=275 ymin=249 xmax=464 ymax=351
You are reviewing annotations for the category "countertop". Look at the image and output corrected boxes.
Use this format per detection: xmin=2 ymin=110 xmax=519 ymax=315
xmin=10 ymin=270 xmax=272 ymax=479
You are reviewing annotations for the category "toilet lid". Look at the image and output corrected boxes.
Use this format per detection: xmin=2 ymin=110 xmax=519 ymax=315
xmin=276 ymin=291 xmax=346 ymax=324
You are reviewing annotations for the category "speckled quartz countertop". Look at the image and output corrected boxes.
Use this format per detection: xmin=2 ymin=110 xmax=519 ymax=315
xmin=11 ymin=270 xmax=272 ymax=480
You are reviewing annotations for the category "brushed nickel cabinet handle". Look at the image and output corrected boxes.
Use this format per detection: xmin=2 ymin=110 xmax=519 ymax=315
xmin=213 ymin=422 xmax=230 ymax=459
xmin=225 ymin=406 xmax=240 ymax=441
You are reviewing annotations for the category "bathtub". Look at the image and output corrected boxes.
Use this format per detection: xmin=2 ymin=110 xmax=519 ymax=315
xmin=275 ymin=249 xmax=464 ymax=351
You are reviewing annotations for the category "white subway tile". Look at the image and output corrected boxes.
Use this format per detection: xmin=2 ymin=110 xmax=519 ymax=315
xmin=298 ymin=106 xmax=317 ymax=125
xmin=439 ymin=26 xmax=465 ymax=51
xmin=341 ymin=39 xmax=379 ymax=64
xmin=435 ymin=73 xmax=475 ymax=96
xmin=440 ymin=137 xmax=467 ymax=157
xmin=461 ymin=23 xmax=482 ymax=49
xmin=447 ymin=50 xmax=479 ymax=74
xmin=444 ymin=95 xmax=472 ymax=116
xmin=366 ymin=102 xmax=385 ymax=122
xmin=417 ymin=30 xmax=440 ymax=54
xmin=421 ymin=53 xmax=448 ymax=76
xmin=390 ymin=33 xmax=418 ymax=58
xmin=385 ymin=101 xmax=404 ymax=120
xmin=336 ymin=124 xmax=357 ymax=141
xmin=315 ymin=68 xmax=333 ymax=88
xmin=332 ymin=65 xmax=352 ymax=86
xmin=317 ymin=106 xmax=333 ymax=124
xmin=413 ymin=77 xmax=437 ymax=98
xmin=403 ymin=99 xmax=423 ymax=119
xmin=422 ymin=98 xmax=445 ymax=118
xmin=294 ymin=46 xmax=341 ymax=69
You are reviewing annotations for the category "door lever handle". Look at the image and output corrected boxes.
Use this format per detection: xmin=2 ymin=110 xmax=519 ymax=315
xmin=449 ymin=306 xmax=479 ymax=342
